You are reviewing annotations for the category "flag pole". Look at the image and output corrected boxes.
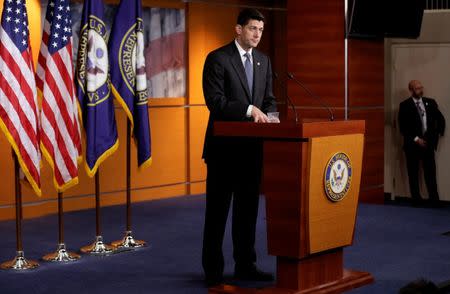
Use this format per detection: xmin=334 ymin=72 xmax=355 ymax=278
xmin=111 ymin=119 xmax=146 ymax=249
xmin=80 ymin=169 xmax=114 ymax=255
xmin=1 ymin=150 xmax=39 ymax=270
xmin=42 ymin=192 xmax=80 ymax=262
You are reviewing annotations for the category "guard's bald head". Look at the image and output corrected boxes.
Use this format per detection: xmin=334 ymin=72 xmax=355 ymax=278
xmin=408 ymin=80 xmax=421 ymax=91
xmin=408 ymin=80 xmax=424 ymax=98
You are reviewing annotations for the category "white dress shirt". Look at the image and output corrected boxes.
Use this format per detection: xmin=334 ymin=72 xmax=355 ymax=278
xmin=413 ymin=97 xmax=427 ymax=142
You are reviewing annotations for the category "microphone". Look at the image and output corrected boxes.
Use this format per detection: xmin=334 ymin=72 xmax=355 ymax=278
xmin=286 ymin=72 xmax=335 ymax=121
xmin=273 ymin=72 xmax=299 ymax=124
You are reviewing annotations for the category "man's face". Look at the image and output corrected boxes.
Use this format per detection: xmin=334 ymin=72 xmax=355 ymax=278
xmin=235 ymin=19 xmax=264 ymax=50
xmin=410 ymin=81 xmax=424 ymax=98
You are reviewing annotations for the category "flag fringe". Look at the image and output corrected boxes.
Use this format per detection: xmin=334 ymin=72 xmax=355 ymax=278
xmin=138 ymin=156 xmax=152 ymax=171
xmin=84 ymin=138 xmax=120 ymax=178
xmin=111 ymin=84 xmax=134 ymax=130
xmin=0 ymin=117 xmax=41 ymax=196
xmin=40 ymin=142 xmax=79 ymax=193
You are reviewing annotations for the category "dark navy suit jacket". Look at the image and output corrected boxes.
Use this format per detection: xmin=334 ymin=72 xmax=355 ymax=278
xmin=398 ymin=97 xmax=445 ymax=150
xmin=202 ymin=41 xmax=277 ymax=162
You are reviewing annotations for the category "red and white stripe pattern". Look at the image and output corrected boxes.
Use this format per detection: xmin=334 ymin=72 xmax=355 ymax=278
xmin=36 ymin=0 xmax=81 ymax=192
xmin=0 ymin=0 xmax=41 ymax=196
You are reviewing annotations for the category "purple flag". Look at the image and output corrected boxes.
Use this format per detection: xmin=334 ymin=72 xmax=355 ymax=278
xmin=75 ymin=0 xmax=119 ymax=177
xmin=109 ymin=0 xmax=151 ymax=168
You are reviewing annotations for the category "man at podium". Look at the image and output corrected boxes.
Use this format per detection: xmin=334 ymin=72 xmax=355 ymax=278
xmin=201 ymin=8 xmax=277 ymax=287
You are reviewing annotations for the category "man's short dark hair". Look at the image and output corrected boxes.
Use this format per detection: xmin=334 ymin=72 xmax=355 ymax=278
xmin=237 ymin=8 xmax=265 ymax=26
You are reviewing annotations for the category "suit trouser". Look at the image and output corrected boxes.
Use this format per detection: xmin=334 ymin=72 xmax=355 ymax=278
xmin=404 ymin=146 xmax=439 ymax=201
xmin=202 ymin=153 xmax=261 ymax=278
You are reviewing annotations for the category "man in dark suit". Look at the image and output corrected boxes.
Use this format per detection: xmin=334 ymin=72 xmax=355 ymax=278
xmin=398 ymin=80 xmax=445 ymax=206
xmin=201 ymin=8 xmax=277 ymax=287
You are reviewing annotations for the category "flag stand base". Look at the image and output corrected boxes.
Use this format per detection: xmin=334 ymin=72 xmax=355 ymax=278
xmin=80 ymin=236 xmax=114 ymax=255
xmin=1 ymin=251 xmax=39 ymax=270
xmin=43 ymin=243 xmax=80 ymax=262
xmin=111 ymin=231 xmax=146 ymax=249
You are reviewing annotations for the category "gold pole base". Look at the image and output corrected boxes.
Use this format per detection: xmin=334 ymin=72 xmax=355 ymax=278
xmin=111 ymin=231 xmax=147 ymax=249
xmin=43 ymin=243 xmax=81 ymax=262
xmin=80 ymin=236 xmax=115 ymax=255
xmin=1 ymin=251 xmax=39 ymax=270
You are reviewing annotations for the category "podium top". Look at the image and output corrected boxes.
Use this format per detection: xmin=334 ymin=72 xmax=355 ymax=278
xmin=213 ymin=119 xmax=365 ymax=140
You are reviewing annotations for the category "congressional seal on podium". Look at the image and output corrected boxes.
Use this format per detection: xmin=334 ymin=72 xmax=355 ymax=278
xmin=324 ymin=152 xmax=352 ymax=202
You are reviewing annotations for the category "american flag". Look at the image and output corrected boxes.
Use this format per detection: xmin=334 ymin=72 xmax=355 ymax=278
xmin=0 ymin=0 xmax=41 ymax=196
xmin=36 ymin=0 xmax=81 ymax=192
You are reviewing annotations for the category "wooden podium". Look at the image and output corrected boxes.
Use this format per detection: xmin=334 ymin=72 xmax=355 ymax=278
xmin=209 ymin=120 xmax=374 ymax=294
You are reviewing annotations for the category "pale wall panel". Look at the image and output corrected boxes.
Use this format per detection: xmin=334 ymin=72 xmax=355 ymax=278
xmin=389 ymin=44 xmax=450 ymax=201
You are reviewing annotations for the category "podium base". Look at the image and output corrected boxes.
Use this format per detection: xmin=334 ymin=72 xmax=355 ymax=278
xmin=1 ymin=251 xmax=39 ymax=270
xmin=43 ymin=243 xmax=80 ymax=262
xmin=208 ymin=270 xmax=373 ymax=294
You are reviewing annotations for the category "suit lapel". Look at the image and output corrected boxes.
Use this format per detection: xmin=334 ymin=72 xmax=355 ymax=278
xmin=423 ymin=98 xmax=431 ymax=129
xmin=409 ymin=97 xmax=427 ymax=132
xmin=423 ymin=97 xmax=430 ymax=114
xmin=230 ymin=46 xmax=252 ymax=103
xmin=252 ymin=51 xmax=261 ymax=106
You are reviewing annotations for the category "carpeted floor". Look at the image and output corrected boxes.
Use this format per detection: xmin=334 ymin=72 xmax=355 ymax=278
xmin=0 ymin=195 xmax=449 ymax=294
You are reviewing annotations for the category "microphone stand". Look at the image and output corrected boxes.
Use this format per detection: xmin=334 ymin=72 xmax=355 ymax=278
xmin=287 ymin=72 xmax=335 ymax=121
xmin=273 ymin=72 xmax=299 ymax=124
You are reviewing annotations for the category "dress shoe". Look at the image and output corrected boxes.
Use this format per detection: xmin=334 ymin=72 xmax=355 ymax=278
xmin=234 ymin=264 xmax=274 ymax=281
xmin=411 ymin=198 xmax=423 ymax=207
xmin=205 ymin=275 xmax=223 ymax=287
xmin=428 ymin=200 xmax=444 ymax=208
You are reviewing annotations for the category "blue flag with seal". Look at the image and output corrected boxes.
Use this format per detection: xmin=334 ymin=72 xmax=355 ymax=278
xmin=76 ymin=0 xmax=119 ymax=177
xmin=109 ymin=0 xmax=152 ymax=169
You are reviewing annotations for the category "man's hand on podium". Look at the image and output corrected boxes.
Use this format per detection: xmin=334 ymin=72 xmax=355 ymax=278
xmin=251 ymin=106 xmax=269 ymax=123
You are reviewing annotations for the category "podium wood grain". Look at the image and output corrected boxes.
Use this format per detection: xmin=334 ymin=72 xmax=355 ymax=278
xmin=307 ymin=134 xmax=364 ymax=254
xmin=211 ymin=120 xmax=372 ymax=293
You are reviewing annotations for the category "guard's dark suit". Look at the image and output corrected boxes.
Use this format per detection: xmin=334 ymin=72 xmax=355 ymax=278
xmin=201 ymin=41 xmax=276 ymax=279
xmin=398 ymin=97 xmax=445 ymax=201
